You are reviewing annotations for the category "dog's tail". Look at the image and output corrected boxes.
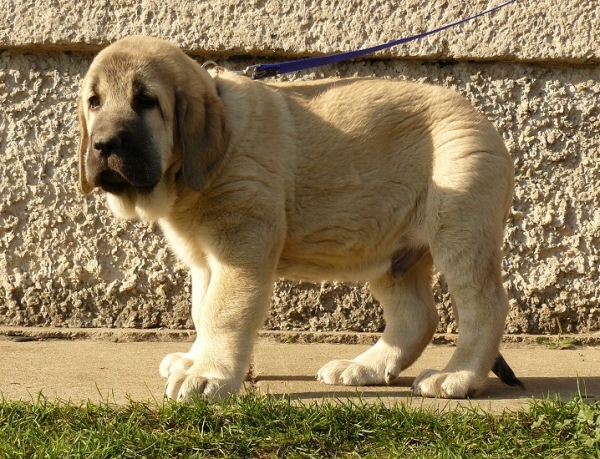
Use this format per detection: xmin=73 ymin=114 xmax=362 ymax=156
xmin=492 ymin=354 xmax=525 ymax=390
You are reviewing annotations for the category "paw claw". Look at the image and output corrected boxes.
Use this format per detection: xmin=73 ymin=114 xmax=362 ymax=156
xmin=385 ymin=367 xmax=398 ymax=385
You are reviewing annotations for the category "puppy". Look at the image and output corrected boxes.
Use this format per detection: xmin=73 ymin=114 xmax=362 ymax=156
xmin=78 ymin=35 xmax=522 ymax=401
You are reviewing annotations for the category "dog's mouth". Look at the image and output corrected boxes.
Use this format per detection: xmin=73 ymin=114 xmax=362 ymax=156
xmin=97 ymin=168 xmax=156 ymax=193
xmin=97 ymin=169 xmax=131 ymax=194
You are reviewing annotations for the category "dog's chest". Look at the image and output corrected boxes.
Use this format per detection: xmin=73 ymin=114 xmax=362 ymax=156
xmin=158 ymin=220 xmax=207 ymax=268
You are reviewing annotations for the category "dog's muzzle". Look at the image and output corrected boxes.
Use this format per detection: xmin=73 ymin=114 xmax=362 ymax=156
xmin=96 ymin=168 xmax=132 ymax=194
xmin=87 ymin=127 xmax=162 ymax=195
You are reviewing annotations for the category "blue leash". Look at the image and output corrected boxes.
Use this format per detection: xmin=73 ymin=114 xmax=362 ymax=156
xmin=239 ymin=0 xmax=517 ymax=80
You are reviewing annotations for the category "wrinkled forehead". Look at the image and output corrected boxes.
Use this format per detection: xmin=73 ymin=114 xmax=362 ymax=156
xmin=83 ymin=51 xmax=171 ymax=99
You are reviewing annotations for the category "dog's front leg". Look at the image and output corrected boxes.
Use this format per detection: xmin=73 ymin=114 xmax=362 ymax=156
xmin=159 ymin=267 xmax=210 ymax=395
xmin=160 ymin=260 xmax=273 ymax=402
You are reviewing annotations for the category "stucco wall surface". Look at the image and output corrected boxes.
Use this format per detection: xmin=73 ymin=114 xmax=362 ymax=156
xmin=2 ymin=0 xmax=598 ymax=63
xmin=1 ymin=0 xmax=599 ymax=335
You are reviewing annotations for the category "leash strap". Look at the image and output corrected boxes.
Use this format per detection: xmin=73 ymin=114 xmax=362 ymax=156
xmin=240 ymin=0 xmax=517 ymax=80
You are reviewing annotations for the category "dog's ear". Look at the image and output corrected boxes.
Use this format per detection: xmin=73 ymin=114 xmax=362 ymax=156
xmin=176 ymin=86 xmax=230 ymax=192
xmin=77 ymin=96 xmax=95 ymax=194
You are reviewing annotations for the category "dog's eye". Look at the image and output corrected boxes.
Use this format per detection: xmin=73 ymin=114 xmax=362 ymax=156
xmin=89 ymin=95 xmax=100 ymax=110
xmin=136 ymin=93 xmax=159 ymax=110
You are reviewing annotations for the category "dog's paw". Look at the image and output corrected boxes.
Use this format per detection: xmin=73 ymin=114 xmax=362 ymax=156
xmin=159 ymin=352 xmax=194 ymax=378
xmin=412 ymin=369 xmax=483 ymax=399
xmin=164 ymin=370 xmax=235 ymax=401
xmin=317 ymin=359 xmax=396 ymax=386
xmin=160 ymin=353 xmax=237 ymax=401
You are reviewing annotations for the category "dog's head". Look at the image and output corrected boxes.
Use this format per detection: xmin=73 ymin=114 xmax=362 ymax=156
xmin=77 ymin=35 xmax=229 ymax=219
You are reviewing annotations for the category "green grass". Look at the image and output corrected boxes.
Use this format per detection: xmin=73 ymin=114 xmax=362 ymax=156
xmin=533 ymin=336 xmax=579 ymax=350
xmin=0 ymin=393 xmax=598 ymax=458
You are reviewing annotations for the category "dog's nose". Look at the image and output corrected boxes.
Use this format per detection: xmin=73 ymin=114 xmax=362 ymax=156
xmin=93 ymin=134 xmax=122 ymax=156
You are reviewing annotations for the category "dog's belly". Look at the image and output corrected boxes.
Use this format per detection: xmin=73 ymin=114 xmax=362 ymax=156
xmin=275 ymin=255 xmax=391 ymax=283
xmin=275 ymin=162 xmax=429 ymax=282
xmin=276 ymin=208 xmax=428 ymax=283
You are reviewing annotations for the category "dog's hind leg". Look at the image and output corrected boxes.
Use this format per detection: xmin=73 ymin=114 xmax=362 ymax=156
xmin=412 ymin=147 xmax=514 ymax=398
xmin=412 ymin=252 xmax=509 ymax=398
xmin=317 ymin=252 xmax=438 ymax=386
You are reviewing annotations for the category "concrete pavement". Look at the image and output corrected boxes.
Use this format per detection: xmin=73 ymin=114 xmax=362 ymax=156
xmin=1 ymin=336 xmax=598 ymax=413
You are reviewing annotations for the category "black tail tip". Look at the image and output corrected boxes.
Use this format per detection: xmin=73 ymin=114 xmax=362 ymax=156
xmin=492 ymin=354 xmax=526 ymax=390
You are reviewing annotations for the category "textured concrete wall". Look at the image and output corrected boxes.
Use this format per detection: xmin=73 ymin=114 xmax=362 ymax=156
xmin=1 ymin=0 xmax=599 ymax=334
xmin=3 ymin=0 xmax=598 ymax=63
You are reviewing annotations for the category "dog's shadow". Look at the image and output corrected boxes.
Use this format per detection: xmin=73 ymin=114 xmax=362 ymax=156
xmin=482 ymin=376 xmax=599 ymax=400
xmin=252 ymin=375 xmax=599 ymax=403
